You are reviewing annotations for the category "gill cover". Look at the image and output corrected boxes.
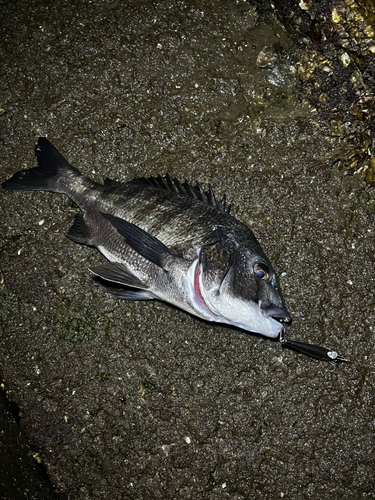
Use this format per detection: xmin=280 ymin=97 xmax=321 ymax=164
xmin=197 ymin=242 xmax=288 ymax=338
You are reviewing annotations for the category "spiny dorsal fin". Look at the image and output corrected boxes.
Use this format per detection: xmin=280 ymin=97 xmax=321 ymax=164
xmin=130 ymin=175 xmax=231 ymax=213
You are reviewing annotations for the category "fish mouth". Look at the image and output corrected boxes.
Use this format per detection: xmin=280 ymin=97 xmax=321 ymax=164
xmin=259 ymin=300 xmax=292 ymax=325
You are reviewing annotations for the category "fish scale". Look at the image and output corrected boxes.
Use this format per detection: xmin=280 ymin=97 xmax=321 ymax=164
xmin=2 ymin=137 xmax=348 ymax=363
xmin=2 ymin=137 xmax=291 ymax=340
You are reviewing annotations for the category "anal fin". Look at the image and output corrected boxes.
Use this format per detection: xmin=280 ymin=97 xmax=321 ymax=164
xmin=66 ymin=213 xmax=91 ymax=245
xmin=89 ymin=262 xmax=148 ymax=289
xmin=105 ymin=287 xmax=154 ymax=301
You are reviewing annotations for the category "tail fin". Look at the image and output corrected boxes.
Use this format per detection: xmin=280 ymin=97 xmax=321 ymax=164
xmin=2 ymin=137 xmax=81 ymax=192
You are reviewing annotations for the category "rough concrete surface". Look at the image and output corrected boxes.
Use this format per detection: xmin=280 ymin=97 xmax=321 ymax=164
xmin=1 ymin=0 xmax=375 ymax=499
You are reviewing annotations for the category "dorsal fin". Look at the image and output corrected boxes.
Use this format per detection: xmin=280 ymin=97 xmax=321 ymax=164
xmin=129 ymin=175 xmax=231 ymax=213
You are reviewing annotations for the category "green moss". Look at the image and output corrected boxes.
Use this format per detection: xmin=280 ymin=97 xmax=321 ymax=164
xmin=272 ymin=90 xmax=289 ymax=108
xmin=53 ymin=299 xmax=112 ymax=343
xmin=98 ymin=372 xmax=109 ymax=382
xmin=141 ymin=379 xmax=157 ymax=391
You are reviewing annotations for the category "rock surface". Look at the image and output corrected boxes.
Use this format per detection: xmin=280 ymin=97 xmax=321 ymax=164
xmin=1 ymin=1 xmax=375 ymax=499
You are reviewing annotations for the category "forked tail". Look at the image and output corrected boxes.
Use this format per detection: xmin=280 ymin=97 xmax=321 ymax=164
xmin=2 ymin=137 xmax=81 ymax=192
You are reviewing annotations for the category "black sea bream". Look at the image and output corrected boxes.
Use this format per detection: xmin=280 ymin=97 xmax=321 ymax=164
xmin=2 ymin=138 xmax=291 ymax=338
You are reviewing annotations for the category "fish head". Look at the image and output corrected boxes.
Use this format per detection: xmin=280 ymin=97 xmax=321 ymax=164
xmin=197 ymin=240 xmax=291 ymax=338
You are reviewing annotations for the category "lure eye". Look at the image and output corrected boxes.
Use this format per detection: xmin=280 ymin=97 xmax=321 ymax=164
xmin=253 ymin=263 xmax=270 ymax=280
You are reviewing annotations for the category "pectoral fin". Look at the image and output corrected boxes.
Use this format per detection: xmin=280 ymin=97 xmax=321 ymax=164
xmin=102 ymin=213 xmax=179 ymax=270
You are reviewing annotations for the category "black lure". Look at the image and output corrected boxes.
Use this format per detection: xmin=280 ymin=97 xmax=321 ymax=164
xmin=279 ymin=329 xmax=347 ymax=366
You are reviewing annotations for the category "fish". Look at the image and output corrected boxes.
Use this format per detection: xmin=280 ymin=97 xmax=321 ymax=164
xmin=2 ymin=137 xmax=291 ymax=339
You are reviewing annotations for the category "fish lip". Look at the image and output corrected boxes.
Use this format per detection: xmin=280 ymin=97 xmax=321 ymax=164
xmin=258 ymin=300 xmax=292 ymax=325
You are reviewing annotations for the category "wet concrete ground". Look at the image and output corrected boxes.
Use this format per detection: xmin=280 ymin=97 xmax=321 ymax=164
xmin=0 ymin=387 xmax=57 ymax=499
xmin=1 ymin=0 xmax=375 ymax=498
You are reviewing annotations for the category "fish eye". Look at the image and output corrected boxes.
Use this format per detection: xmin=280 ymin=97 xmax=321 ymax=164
xmin=253 ymin=263 xmax=270 ymax=280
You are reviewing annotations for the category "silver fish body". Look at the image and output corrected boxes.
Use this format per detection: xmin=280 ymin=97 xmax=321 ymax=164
xmin=2 ymin=138 xmax=291 ymax=338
